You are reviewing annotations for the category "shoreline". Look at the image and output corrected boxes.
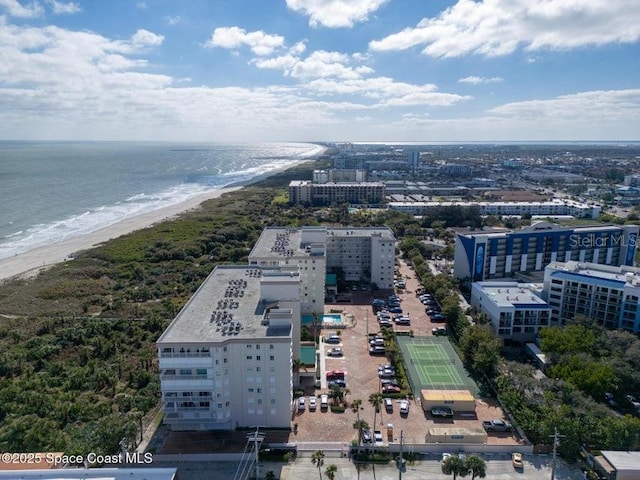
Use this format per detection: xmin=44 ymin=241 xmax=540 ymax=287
xmin=0 ymin=153 xmax=323 ymax=282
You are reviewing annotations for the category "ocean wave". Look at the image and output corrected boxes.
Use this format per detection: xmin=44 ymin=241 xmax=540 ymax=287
xmin=0 ymin=146 xmax=320 ymax=260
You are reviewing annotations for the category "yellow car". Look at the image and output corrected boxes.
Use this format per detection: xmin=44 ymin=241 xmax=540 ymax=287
xmin=512 ymin=452 xmax=523 ymax=469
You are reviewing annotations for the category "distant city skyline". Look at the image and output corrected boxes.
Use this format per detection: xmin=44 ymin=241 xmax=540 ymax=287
xmin=1 ymin=0 xmax=639 ymax=142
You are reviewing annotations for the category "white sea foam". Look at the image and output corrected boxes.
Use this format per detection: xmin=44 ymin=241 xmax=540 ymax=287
xmin=0 ymin=143 xmax=322 ymax=260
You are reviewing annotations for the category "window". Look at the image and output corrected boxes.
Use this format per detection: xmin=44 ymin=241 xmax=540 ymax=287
xmin=269 ymin=355 xmax=275 ymax=361
xmin=179 ymin=369 xmax=192 ymax=376
xmin=256 ymin=356 xmax=261 ymax=361
xmin=246 ymin=355 xmax=252 ymax=360
xmin=270 ymin=344 xmax=274 ymax=350
xmin=196 ymin=369 xmax=207 ymax=376
xmin=256 ymin=344 xmax=260 ymax=350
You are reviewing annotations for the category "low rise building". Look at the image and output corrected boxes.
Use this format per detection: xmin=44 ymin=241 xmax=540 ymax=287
xmin=388 ymin=199 xmax=601 ymax=219
xmin=471 ymin=281 xmax=551 ymax=340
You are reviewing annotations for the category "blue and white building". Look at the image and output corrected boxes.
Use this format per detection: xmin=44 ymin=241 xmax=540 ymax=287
xmin=454 ymin=222 xmax=639 ymax=282
xmin=543 ymin=261 xmax=640 ymax=333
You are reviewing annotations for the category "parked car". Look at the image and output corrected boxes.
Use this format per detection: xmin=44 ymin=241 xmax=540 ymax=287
xmin=309 ymin=396 xmax=317 ymax=411
xmin=399 ymin=400 xmax=409 ymax=415
xmin=512 ymin=452 xmax=523 ymax=469
xmin=320 ymin=394 xmax=329 ymax=409
xmin=297 ymin=397 xmax=306 ymax=411
xmin=482 ymin=419 xmax=511 ymax=431
xmin=431 ymin=406 xmax=454 ymax=417
xmin=374 ymin=430 xmax=384 ymax=446
xmin=432 ymin=327 xmax=447 ymax=336
xmin=441 ymin=453 xmax=451 ymax=463
xmin=431 ymin=313 xmax=445 ymax=322
xmin=626 ymin=395 xmax=640 ymax=409
xmin=328 ymin=379 xmax=347 ymax=388
xmin=382 ymin=385 xmax=401 ymax=394
xmin=378 ymin=319 xmax=393 ymax=327
xmin=384 ymin=398 xmax=393 ymax=412
xmin=378 ymin=369 xmax=395 ymax=378
xmin=394 ymin=316 xmax=411 ymax=325
xmin=369 ymin=345 xmax=386 ymax=355
xmin=361 ymin=429 xmax=372 ymax=443
xmin=326 ymin=369 xmax=346 ymax=380
xmin=325 ymin=334 xmax=341 ymax=344
xmin=380 ymin=379 xmax=399 ymax=387
xmin=388 ymin=307 xmax=403 ymax=314
xmin=327 ymin=347 xmax=344 ymax=357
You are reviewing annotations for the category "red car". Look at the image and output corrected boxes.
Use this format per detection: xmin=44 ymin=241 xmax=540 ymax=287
xmin=326 ymin=370 xmax=346 ymax=380
xmin=382 ymin=385 xmax=401 ymax=394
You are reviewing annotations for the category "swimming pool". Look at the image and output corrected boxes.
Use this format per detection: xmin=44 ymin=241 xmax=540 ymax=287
xmin=301 ymin=314 xmax=344 ymax=326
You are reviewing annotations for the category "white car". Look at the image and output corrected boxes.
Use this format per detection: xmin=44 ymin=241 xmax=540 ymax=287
xmin=320 ymin=394 xmax=329 ymax=409
xmin=441 ymin=453 xmax=451 ymax=463
xmin=309 ymin=396 xmax=317 ymax=411
xmin=399 ymin=399 xmax=409 ymax=415
xmin=374 ymin=430 xmax=384 ymax=446
xmin=297 ymin=396 xmax=305 ymax=411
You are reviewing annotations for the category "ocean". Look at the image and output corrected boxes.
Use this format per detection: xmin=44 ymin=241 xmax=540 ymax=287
xmin=0 ymin=141 xmax=323 ymax=260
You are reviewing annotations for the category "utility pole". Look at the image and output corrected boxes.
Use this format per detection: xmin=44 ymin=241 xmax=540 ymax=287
xmin=397 ymin=431 xmax=405 ymax=480
xmin=550 ymin=427 xmax=565 ymax=480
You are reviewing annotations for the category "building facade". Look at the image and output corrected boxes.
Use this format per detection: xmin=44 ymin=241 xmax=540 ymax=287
xmin=470 ymin=281 xmax=551 ymax=340
xmin=249 ymin=227 xmax=395 ymax=312
xmin=157 ymin=266 xmax=299 ymax=431
xmin=388 ymin=199 xmax=601 ymax=219
xmin=454 ymin=222 xmax=639 ymax=282
xmin=543 ymin=261 xmax=640 ymax=333
xmin=288 ymin=180 xmax=385 ymax=205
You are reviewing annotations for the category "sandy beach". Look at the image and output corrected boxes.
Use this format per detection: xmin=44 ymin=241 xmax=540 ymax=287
xmin=0 ymin=186 xmax=245 ymax=282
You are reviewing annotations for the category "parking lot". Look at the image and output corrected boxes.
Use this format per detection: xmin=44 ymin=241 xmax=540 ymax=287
xmin=291 ymin=258 xmax=520 ymax=447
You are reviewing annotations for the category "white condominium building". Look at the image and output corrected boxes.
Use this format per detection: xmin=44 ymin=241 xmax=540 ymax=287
xmin=249 ymin=226 xmax=396 ymax=312
xmin=543 ymin=261 xmax=640 ymax=333
xmin=470 ymin=281 xmax=551 ymax=340
xmin=157 ymin=266 xmax=300 ymax=431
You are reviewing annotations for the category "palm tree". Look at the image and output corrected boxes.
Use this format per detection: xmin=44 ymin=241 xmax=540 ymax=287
xmin=441 ymin=455 xmax=469 ymax=480
xmin=351 ymin=398 xmax=362 ymax=422
xmin=353 ymin=419 xmax=370 ymax=446
xmin=368 ymin=392 xmax=383 ymax=430
xmin=311 ymin=450 xmax=325 ymax=479
xmin=325 ymin=464 xmax=338 ymax=480
xmin=465 ymin=454 xmax=487 ymax=479
xmin=310 ymin=311 xmax=322 ymax=344
xmin=328 ymin=384 xmax=345 ymax=406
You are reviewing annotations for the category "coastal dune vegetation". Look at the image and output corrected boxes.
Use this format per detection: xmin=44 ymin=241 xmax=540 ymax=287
xmin=0 ymin=160 xmax=331 ymax=454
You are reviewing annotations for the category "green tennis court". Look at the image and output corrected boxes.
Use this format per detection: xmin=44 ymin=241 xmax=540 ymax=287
xmin=396 ymin=336 xmax=479 ymax=395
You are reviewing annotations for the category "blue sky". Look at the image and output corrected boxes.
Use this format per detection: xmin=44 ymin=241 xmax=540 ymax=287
xmin=0 ymin=0 xmax=639 ymax=142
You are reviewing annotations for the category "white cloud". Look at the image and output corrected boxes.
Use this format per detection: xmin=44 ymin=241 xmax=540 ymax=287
xmin=0 ymin=0 xmax=43 ymax=17
xmin=164 ymin=15 xmax=182 ymax=26
xmin=370 ymin=0 xmax=640 ymax=57
xmin=286 ymin=0 xmax=388 ymax=28
xmin=489 ymin=89 xmax=640 ymax=120
xmin=46 ymin=0 xmax=80 ymax=14
xmin=206 ymin=26 xmax=285 ymax=56
xmin=458 ymin=76 xmax=503 ymax=85
xmin=131 ymin=29 xmax=164 ymax=48
xmin=254 ymin=49 xmax=373 ymax=80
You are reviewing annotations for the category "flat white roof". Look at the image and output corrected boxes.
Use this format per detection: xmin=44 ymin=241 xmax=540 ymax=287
xmin=474 ymin=282 xmax=548 ymax=308
xmin=601 ymin=450 xmax=640 ymax=471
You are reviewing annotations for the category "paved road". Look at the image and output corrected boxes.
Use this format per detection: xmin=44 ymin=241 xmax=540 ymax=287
xmin=152 ymin=453 xmax=586 ymax=480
